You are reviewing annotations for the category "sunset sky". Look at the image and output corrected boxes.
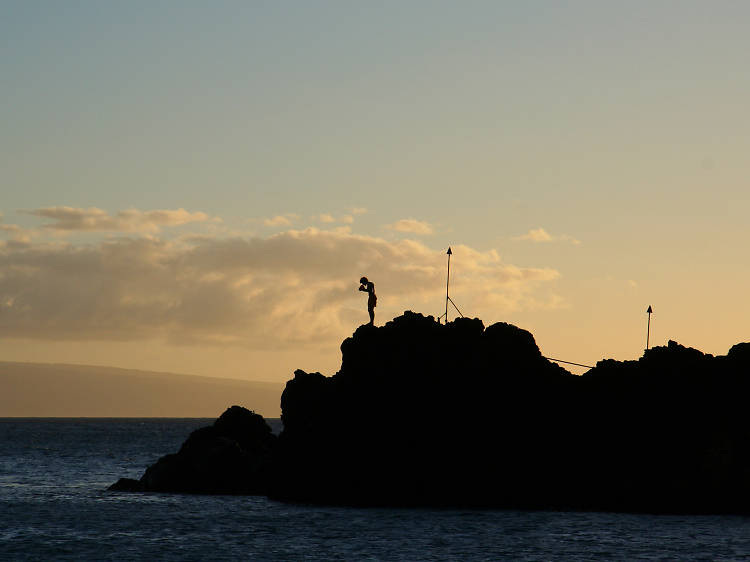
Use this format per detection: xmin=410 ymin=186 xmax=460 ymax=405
xmin=3 ymin=1 xmax=750 ymax=383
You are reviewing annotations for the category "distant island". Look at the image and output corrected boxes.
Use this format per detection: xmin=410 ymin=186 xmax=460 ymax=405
xmin=111 ymin=311 xmax=750 ymax=513
xmin=0 ymin=361 xmax=282 ymax=418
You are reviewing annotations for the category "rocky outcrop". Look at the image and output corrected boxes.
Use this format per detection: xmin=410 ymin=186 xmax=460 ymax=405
xmin=110 ymin=311 xmax=750 ymax=513
xmin=270 ymin=311 xmax=574 ymax=506
xmin=271 ymin=313 xmax=750 ymax=512
xmin=109 ymin=405 xmax=276 ymax=494
xmin=574 ymin=340 xmax=750 ymax=513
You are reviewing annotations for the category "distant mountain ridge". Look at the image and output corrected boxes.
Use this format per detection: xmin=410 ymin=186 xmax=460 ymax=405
xmin=0 ymin=361 xmax=282 ymax=417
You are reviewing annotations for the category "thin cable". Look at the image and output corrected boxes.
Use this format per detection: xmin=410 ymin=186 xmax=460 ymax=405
xmin=447 ymin=296 xmax=464 ymax=318
xmin=544 ymin=357 xmax=594 ymax=369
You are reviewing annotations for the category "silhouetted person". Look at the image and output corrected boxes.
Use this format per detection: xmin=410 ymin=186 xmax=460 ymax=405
xmin=359 ymin=276 xmax=376 ymax=326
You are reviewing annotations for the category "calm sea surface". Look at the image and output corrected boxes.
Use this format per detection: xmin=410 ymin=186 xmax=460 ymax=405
xmin=2 ymin=419 xmax=750 ymax=561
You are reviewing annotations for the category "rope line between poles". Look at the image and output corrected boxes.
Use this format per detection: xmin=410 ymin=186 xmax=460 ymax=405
xmin=544 ymin=357 xmax=594 ymax=369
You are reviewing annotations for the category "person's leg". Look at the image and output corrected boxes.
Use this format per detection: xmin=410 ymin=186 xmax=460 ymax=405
xmin=368 ymin=306 xmax=375 ymax=325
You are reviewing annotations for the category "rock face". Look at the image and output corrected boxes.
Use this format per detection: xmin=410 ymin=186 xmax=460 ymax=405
xmin=111 ymin=311 xmax=750 ymax=513
xmin=575 ymin=340 xmax=750 ymax=513
xmin=271 ymin=311 xmax=574 ymax=507
xmin=272 ymin=312 xmax=750 ymax=512
xmin=110 ymin=405 xmax=276 ymax=494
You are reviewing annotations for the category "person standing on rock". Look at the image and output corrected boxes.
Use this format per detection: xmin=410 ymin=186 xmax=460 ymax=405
xmin=359 ymin=276 xmax=376 ymax=326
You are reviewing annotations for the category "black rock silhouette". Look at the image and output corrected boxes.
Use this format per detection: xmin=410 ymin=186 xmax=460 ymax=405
xmin=110 ymin=311 xmax=750 ymax=513
xmin=270 ymin=311 xmax=573 ymax=506
xmin=109 ymin=405 xmax=275 ymax=494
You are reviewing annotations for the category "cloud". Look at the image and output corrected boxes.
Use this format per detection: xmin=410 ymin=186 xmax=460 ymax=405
xmin=0 ymin=214 xmax=33 ymax=243
xmin=314 ymin=213 xmax=355 ymax=224
xmin=516 ymin=227 xmax=553 ymax=242
xmin=0 ymin=227 xmax=561 ymax=348
xmin=24 ymin=207 xmax=212 ymax=233
xmin=385 ymin=218 xmax=434 ymax=236
xmin=0 ymin=223 xmax=27 ymax=237
xmin=263 ymin=214 xmax=298 ymax=227
xmin=514 ymin=227 xmax=580 ymax=245
xmin=351 ymin=207 xmax=367 ymax=215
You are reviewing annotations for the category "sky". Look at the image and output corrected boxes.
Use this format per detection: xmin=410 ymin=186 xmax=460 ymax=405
xmin=2 ymin=1 xmax=750 ymax=383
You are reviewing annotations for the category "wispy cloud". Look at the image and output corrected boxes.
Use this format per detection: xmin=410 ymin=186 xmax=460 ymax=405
xmin=0 ymin=213 xmax=35 ymax=243
xmin=514 ymin=227 xmax=580 ymax=245
xmin=314 ymin=213 xmax=355 ymax=225
xmin=0 ymin=223 xmax=30 ymax=242
xmin=385 ymin=218 xmax=434 ymax=235
xmin=24 ymin=207 xmax=212 ymax=233
xmin=263 ymin=213 xmax=298 ymax=227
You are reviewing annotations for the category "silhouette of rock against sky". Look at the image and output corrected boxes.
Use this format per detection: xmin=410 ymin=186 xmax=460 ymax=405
xmin=111 ymin=311 xmax=750 ymax=513
xmin=110 ymin=405 xmax=276 ymax=494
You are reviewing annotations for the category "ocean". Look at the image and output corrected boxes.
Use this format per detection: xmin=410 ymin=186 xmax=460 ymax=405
xmin=2 ymin=419 xmax=750 ymax=561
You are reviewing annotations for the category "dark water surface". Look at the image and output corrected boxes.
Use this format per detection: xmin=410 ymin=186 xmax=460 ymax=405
xmin=2 ymin=419 xmax=749 ymax=561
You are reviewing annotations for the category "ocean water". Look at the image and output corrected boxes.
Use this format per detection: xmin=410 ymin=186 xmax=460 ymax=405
xmin=2 ymin=420 xmax=750 ymax=561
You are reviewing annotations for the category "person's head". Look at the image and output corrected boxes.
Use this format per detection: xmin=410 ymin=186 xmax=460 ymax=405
xmin=360 ymin=276 xmax=368 ymax=284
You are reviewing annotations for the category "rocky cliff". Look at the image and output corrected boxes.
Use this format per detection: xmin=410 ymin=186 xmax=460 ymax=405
xmin=111 ymin=311 xmax=750 ymax=513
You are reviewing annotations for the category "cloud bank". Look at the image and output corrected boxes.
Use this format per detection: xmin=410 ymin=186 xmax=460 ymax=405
xmin=0 ymin=212 xmax=562 ymax=349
